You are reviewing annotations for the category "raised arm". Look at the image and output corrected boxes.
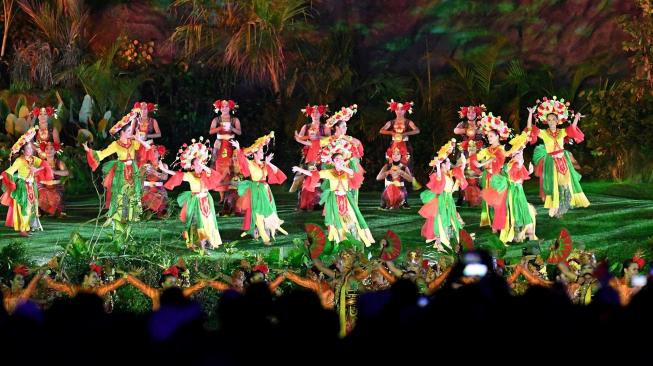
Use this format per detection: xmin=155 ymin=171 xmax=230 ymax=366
xmin=292 ymin=166 xmax=312 ymax=177
xmin=427 ymin=267 xmax=453 ymax=293
xmin=19 ymin=272 xmax=44 ymax=301
xmin=269 ymin=274 xmax=286 ymax=291
xmin=285 ymin=272 xmax=319 ymax=291
xmin=313 ymin=259 xmax=336 ymax=279
xmin=207 ymin=280 xmax=231 ymax=292
xmin=95 ymin=277 xmax=128 ymax=297
xmin=43 ymin=276 xmax=76 ymax=297
xmin=453 ymin=122 xmax=466 ymax=135
xmin=526 ymin=107 xmax=535 ymax=130
xmin=183 ymin=281 xmax=207 ymax=297
xmin=126 ymin=275 xmax=158 ymax=300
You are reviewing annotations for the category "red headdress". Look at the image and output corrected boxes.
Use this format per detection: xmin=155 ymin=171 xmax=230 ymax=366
xmin=13 ymin=265 xmax=29 ymax=277
xmin=156 ymin=145 xmax=167 ymax=157
xmin=213 ymin=99 xmax=238 ymax=114
xmin=301 ymin=104 xmax=328 ymax=117
xmin=458 ymin=105 xmax=486 ymax=119
xmin=385 ymin=143 xmax=408 ymax=164
xmin=632 ymin=254 xmax=646 ymax=269
xmin=89 ymin=263 xmax=103 ymax=275
xmin=163 ymin=265 xmax=180 ymax=278
xmin=133 ymin=102 xmax=157 ymax=113
xmin=32 ymin=106 xmax=57 ymax=118
xmin=252 ymin=264 xmax=270 ymax=275
xmin=387 ymin=99 xmax=414 ymax=114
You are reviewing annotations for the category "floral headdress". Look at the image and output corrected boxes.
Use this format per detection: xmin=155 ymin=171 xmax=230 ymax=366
xmin=301 ymin=104 xmax=328 ymax=117
xmin=534 ymin=96 xmax=571 ymax=125
xmin=109 ymin=109 xmax=139 ymax=135
xmin=429 ymin=138 xmax=456 ymax=166
xmin=325 ymin=104 xmax=358 ymax=128
xmin=457 ymin=139 xmax=484 ymax=152
xmin=10 ymin=127 xmax=37 ymax=156
xmin=213 ymin=99 xmax=238 ymax=114
xmin=173 ymin=136 xmax=211 ymax=170
xmin=631 ymin=251 xmax=646 ymax=269
xmin=458 ymin=104 xmax=486 ymax=119
xmin=31 ymin=106 xmax=58 ymax=120
xmin=506 ymin=131 xmax=529 ymax=156
xmin=387 ymin=99 xmax=414 ymax=114
xmin=163 ymin=265 xmax=180 ymax=278
xmin=320 ymin=138 xmax=353 ymax=165
xmin=13 ymin=265 xmax=29 ymax=277
xmin=480 ymin=112 xmax=511 ymax=140
xmin=133 ymin=102 xmax=157 ymax=114
xmin=385 ymin=142 xmax=408 ymax=163
xmin=243 ymin=131 xmax=275 ymax=156
xmin=89 ymin=263 xmax=103 ymax=275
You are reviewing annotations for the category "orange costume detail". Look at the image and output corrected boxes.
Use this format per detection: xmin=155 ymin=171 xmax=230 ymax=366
xmin=2 ymin=273 xmax=42 ymax=314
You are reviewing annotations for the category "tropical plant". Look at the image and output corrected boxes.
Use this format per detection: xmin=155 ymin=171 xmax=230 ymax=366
xmin=620 ymin=0 xmax=653 ymax=99
xmin=171 ymin=0 xmax=312 ymax=96
xmin=17 ymin=0 xmax=90 ymax=87
xmin=1 ymin=0 xmax=16 ymax=59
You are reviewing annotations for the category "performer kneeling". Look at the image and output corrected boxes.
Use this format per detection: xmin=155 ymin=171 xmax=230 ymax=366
xmin=38 ymin=142 xmax=68 ymax=218
xmin=376 ymin=143 xmax=413 ymax=209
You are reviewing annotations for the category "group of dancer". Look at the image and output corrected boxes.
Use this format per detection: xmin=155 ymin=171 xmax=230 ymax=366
xmin=418 ymin=97 xmax=590 ymax=250
xmin=2 ymin=96 xmax=590 ymax=252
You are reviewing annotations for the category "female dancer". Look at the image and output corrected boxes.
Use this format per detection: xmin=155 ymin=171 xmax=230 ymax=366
xmin=376 ymin=143 xmax=413 ymax=209
xmin=292 ymin=104 xmax=329 ymax=210
xmin=526 ymin=96 xmax=589 ymax=217
xmin=83 ymin=109 xmax=151 ymax=240
xmin=419 ymin=139 xmax=467 ymax=250
xmin=132 ymin=102 xmax=161 ymax=166
xmin=209 ymin=99 xmax=242 ymax=199
xmin=160 ymin=137 xmax=223 ymax=250
xmin=232 ymin=132 xmax=288 ymax=244
xmin=293 ymin=138 xmax=375 ymax=246
xmin=2 ymin=128 xmax=53 ymax=236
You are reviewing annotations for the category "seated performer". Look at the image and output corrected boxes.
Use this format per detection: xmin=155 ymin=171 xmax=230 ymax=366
xmin=38 ymin=143 xmax=68 ymax=218
xmin=140 ymin=145 xmax=169 ymax=218
xmin=376 ymin=143 xmax=413 ymax=209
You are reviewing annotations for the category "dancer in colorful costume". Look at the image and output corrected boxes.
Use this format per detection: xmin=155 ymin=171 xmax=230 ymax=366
xmin=1 ymin=128 xmax=53 ymax=236
xmin=232 ymin=132 xmax=288 ymax=244
xmin=322 ymin=105 xmax=365 ymax=203
xmin=132 ymin=102 xmax=161 ymax=166
xmin=44 ymin=263 xmax=128 ymax=302
xmin=379 ymin=99 xmax=420 ymax=161
xmin=209 ymin=99 xmax=242 ymax=199
xmin=501 ymin=132 xmax=537 ymax=242
xmin=291 ymin=104 xmax=329 ymax=210
xmin=38 ymin=142 xmax=69 ymax=217
xmin=293 ymin=137 xmax=375 ymax=246
xmin=1 ymin=265 xmax=42 ymax=314
xmin=31 ymin=106 xmax=61 ymax=159
xmin=83 ymin=109 xmax=151 ymax=240
xmin=475 ymin=113 xmax=511 ymax=233
xmin=140 ymin=145 xmax=169 ymax=217
xmin=526 ymin=96 xmax=589 ymax=217
xmin=454 ymin=104 xmax=486 ymax=206
xmin=160 ymin=136 xmax=222 ymax=250
xmin=418 ymin=139 xmax=467 ymax=250
xmin=376 ymin=143 xmax=413 ymax=209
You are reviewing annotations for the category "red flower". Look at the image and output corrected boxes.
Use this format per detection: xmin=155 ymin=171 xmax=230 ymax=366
xmin=13 ymin=265 xmax=29 ymax=277
xmin=401 ymin=102 xmax=412 ymax=111
xmin=39 ymin=142 xmax=47 ymax=152
xmin=157 ymin=145 xmax=167 ymax=156
xmin=253 ymin=264 xmax=269 ymax=275
xmin=163 ymin=265 xmax=179 ymax=278
xmin=32 ymin=107 xmax=41 ymax=117
xmin=302 ymin=104 xmax=315 ymax=116
xmin=45 ymin=106 xmax=55 ymax=117
xmin=147 ymin=103 xmax=156 ymax=112
xmin=53 ymin=142 xmax=61 ymax=151
xmin=421 ymin=260 xmax=429 ymax=270
xmin=388 ymin=101 xmax=399 ymax=111
xmin=317 ymin=105 xmax=328 ymax=115
xmin=89 ymin=263 xmax=103 ymax=275
xmin=496 ymin=259 xmax=506 ymax=268
xmin=633 ymin=256 xmax=645 ymax=269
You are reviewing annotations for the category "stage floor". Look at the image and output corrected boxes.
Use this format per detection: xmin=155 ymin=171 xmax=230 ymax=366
xmin=1 ymin=182 xmax=652 ymax=264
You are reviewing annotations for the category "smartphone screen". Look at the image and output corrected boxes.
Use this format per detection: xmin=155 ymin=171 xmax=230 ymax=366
xmin=631 ymin=275 xmax=647 ymax=288
xmin=463 ymin=263 xmax=488 ymax=277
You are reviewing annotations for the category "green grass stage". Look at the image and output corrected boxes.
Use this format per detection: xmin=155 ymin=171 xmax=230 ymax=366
xmin=1 ymin=181 xmax=652 ymax=264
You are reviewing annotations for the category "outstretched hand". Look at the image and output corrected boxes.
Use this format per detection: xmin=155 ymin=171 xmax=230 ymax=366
xmin=82 ymin=142 xmax=90 ymax=152
xmin=230 ymin=140 xmax=240 ymax=150
xmin=527 ymin=106 xmax=536 ymax=114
